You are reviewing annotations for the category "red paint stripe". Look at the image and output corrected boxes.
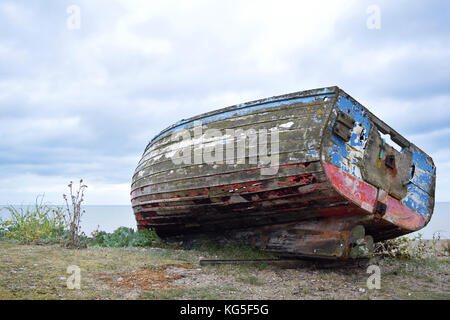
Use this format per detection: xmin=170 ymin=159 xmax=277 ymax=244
xmin=323 ymin=162 xmax=427 ymax=231
xmin=323 ymin=162 xmax=376 ymax=213
xmin=383 ymin=196 xmax=426 ymax=231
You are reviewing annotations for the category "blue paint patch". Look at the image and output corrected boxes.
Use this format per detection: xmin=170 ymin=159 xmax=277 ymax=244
xmin=335 ymin=96 xmax=371 ymax=148
xmin=412 ymin=167 xmax=432 ymax=192
xmin=412 ymin=148 xmax=434 ymax=174
xmin=327 ymin=94 xmax=372 ymax=177
xmin=148 ymin=93 xmax=334 ymax=147
xmin=328 ymin=134 xmax=350 ymax=173
xmin=408 ymin=147 xmax=435 ymax=199
xmin=307 ymin=141 xmax=317 ymax=156
xmin=402 ymin=184 xmax=430 ymax=216
xmin=312 ymin=116 xmax=322 ymax=123
xmin=402 ymin=149 xmax=434 ymax=215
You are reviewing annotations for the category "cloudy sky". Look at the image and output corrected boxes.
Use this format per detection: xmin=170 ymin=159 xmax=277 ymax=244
xmin=0 ymin=0 xmax=449 ymax=205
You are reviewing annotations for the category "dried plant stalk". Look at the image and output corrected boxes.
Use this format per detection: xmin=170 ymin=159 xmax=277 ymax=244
xmin=63 ymin=179 xmax=88 ymax=248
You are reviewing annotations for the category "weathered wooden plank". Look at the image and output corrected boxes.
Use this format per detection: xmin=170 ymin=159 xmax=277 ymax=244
xmin=136 ymin=197 xmax=349 ymax=229
xmin=132 ymin=181 xmax=325 ymax=211
xmin=132 ymin=162 xmax=324 ymax=196
xmin=135 ymin=133 xmax=321 ymax=177
xmin=135 ymin=186 xmax=337 ymax=214
xmin=137 ymin=107 xmax=328 ymax=171
xmin=143 ymin=95 xmax=333 ymax=156
xmin=133 ymin=177 xmax=330 ymax=206
xmin=132 ymin=144 xmax=323 ymax=189
xmin=136 ymin=170 xmax=327 ymax=200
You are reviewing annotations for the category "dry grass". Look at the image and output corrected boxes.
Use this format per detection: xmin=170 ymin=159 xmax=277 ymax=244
xmin=0 ymin=240 xmax=448 ymax=300
xmin=0 ymin=241 xmax=195 ymax=299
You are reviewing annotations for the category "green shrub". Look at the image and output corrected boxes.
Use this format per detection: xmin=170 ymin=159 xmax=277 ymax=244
xmin=89 ymin=227 xmax=158 ymax=247
xmin=0 ymin=196 xmax=66 ymax=243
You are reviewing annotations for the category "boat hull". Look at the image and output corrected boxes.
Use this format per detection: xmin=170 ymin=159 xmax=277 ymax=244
xmin=131 ymin=87 xmax=436 ymax=259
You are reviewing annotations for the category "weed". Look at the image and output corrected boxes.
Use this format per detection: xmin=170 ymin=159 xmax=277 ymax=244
xmin=237 ymin=274 xmax=263 ymax=286
xmin=0 ymin=195 xmax=66 ymax=243
xmin=89 ymin=227 xmax=159 ymax=247
xmin=374 ymin=233 xmax=428 ymax=260
xmin=62 ymin=180 xmax=88 ymax=248
xmin=0 ymin=181 xmax=159 ymax=250
xmin=431 ymin=232 xmax=443 ymax=255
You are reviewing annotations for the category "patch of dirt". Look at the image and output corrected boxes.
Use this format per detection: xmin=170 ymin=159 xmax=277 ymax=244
xmin=98 ymin=263 xmax=194 ymax=291
xmin=167 ymin=264 xmax=372 ymax=299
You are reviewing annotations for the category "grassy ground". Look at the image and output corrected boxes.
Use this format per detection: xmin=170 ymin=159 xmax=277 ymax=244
xmin=0 ymin=240 xmax=448 ymax=300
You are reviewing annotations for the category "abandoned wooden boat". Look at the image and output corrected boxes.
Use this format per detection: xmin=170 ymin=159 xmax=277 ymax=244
xmin=131 ymin=86 xmax=436 ymax=259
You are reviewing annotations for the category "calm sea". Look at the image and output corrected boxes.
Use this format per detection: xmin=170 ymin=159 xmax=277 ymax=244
xmin=1 ymin=202 xmax=449 ymax=239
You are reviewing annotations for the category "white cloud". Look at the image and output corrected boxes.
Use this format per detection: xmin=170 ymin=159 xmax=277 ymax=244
xmin=0 ymin=117 xmax=86 ymax=146
xmin=0 ymin=2 xmax=34 ymax=29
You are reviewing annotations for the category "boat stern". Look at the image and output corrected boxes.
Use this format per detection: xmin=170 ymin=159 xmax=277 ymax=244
xmin=321 ymin=88 xmax=436 ymax=241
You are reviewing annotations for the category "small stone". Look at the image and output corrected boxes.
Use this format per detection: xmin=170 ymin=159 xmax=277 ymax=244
xmin=29 ymin=286 xmax=36 ymax=289
xmin=359 ymin=288 xmax=366 ymax=293
xmin=60 ymin=277 xmax=67 ymax=281
xmin=117 ymin=277 xmax=123 ymax=282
